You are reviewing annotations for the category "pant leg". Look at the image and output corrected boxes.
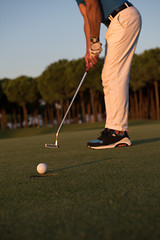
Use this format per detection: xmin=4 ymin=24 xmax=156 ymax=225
xmin=102 ymin=6 xmax=142 ymax=131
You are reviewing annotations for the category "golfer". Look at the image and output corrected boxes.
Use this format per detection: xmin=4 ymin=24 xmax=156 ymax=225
xmin=75 ymin=0 xmax=142 ymax=149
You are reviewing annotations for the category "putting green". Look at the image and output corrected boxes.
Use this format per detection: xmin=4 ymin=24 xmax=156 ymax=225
xmin=0 ymin=121 xmax=160 ymax=240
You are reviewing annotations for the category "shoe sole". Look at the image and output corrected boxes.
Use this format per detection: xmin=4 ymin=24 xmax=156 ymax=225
xmin=88 ymin=137 xmax=132 ymax=150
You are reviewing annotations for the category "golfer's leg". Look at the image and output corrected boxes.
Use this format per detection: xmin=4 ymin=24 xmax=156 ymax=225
xmin=102 ymin=7 xmax=141 ymax=131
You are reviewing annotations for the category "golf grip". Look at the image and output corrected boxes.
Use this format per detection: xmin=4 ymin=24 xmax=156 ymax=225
xmin=56 ymin=71 xmax=88 ymax=136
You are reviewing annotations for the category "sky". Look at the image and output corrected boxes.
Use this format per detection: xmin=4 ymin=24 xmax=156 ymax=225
xmin=0 ymin=0 xmax=160 ymax=79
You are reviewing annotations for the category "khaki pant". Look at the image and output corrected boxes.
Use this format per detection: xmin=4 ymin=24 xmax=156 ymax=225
xmin=102 ymin=6 xmax=142 ymax=131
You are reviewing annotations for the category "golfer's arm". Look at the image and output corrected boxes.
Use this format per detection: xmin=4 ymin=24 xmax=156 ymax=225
xmin=78 ymin=3 xmax=90 ymax=53
xmin=85 ymin=0 xmax=101 ymax=38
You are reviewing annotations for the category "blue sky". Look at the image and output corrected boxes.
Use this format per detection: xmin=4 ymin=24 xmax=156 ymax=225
xmin=0 ymin=0 xmax=160 ymax=79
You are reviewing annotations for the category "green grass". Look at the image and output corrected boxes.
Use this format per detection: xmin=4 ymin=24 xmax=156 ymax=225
xmin=0 ymin=119 xmax=160 ymax=139
xmin=0 ymin=121 xmax=160 ymax=240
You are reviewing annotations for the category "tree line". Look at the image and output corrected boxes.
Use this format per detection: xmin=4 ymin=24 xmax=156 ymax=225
xmin=0 ymin=48 xmax=160 ymax=130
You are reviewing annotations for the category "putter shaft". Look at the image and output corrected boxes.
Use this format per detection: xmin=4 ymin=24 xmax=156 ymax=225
xmin=45 ymin=71 xmax=88 ymax=148
xmin=57 ymin=71 xmax=87 ymax=136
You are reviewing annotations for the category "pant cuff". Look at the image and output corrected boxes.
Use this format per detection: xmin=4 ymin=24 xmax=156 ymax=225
xmin=105 ymin=123 xmax=128 ymax=131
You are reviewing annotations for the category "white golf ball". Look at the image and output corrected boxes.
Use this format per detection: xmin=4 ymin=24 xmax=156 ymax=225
xmin=37 ymin=163 xmax=48 ymax=174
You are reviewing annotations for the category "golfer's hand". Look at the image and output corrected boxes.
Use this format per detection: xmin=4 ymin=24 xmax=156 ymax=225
xmin=85 ymin=41 xmax=102 ymax=71
xmin=85 ymin=52 xmax=99 ymax=71
xmin=89 ymin=41 xmax=102 ymax=59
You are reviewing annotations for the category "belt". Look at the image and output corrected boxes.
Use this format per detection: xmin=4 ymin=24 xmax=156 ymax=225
xmin=105 ymin=1 xmax=133 ymax=28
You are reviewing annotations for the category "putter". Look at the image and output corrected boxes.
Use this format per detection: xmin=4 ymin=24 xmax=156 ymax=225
xmin=45 ymin=71 xmax=88 ymax=148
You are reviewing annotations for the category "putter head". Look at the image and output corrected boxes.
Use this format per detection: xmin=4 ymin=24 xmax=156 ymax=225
xmin=45 ymin=143 xmax=59 ymax=148
xmin=45 ymin=136 xmax=59 ymax=149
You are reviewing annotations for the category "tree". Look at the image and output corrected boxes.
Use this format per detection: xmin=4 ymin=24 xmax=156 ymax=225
xmin=2 ymin=76 xmax=38 ymax=128
xmin=130 ymin=52 xmax=154 ymax=119
xmin=37 ymin=60 xmax=69 ymax=125
xmin=142 ymin=48 xmax=160 ymax=120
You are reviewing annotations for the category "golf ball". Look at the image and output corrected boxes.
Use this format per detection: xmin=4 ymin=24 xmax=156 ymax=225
xmin=37 ymin=163 xmax=47 ymax=174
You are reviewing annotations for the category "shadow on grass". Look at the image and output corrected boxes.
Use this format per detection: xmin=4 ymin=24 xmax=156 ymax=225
xmin=30 ymin=158 xmax=112 ymax=178
xmin=50 ymin=158 xmax=113 ymax=173
xmin=132 ymin=137 xmax=160 ymax=146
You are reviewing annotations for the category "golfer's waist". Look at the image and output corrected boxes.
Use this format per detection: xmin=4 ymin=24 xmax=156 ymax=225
xmin=105 ymin=1 xmax=133 ymax=28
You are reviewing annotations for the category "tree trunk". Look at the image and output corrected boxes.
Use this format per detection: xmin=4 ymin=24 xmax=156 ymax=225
xmin=18 ymin=107 xmax=22 ymax=128
xmin=13 ymin=108 xmax=17 ymax=128
xmin=90 ymin=90 xmax=96 ymax=122
xmin=55 ymin=101 xmax=62 ymax=125
xmin=76 ymin=103 xmax=80 ymax=123
xmin=146 ymin=89 xmax=150 ymax=119
xmin=150 ymin=89 xmax=156 ymax=120
xmin=143 ymin=97 xmax=149 ymax=119
xmin=134 ymin=92 xmax=139 ymax=119
xmin=49 ymin=105 xmax=54 ymax=126
xmin=22 ymin=103 xmax=28 ymax=128
xmin=56 ymin=108 xmax=61 ymax=125
xmin=44 ymin=107 xmax=48 ymax=126
xmin=87 ymin=102 xmax=91 ymax=122
xmin=60 ymin=99 xmax=63 ymax=121
xmin=31 ymin=112 xmax=34 ymax=127
xmin=129 ymin=95 xmax=135 ymax=119
xmin=71 ymin=102 xmax=75 ymax=123
xmin=0 ymin=108 xmax=7 ymax=129
xmin=34 ymin=109 xmax=39 ymax=127
xmin=80 ymin=91 xmax=86 ymax=123
xmin=72 ymin=102 xmax=76 ymax=123
xmin=139 ymin=89 xmax=143 ymax=119
xmin=47 ymin=105 xmax=53 ymax=126
xmin=66 ymin=99 xmax=71 ymax=123
xmin=154 ymin=80 xmax=160 ymax=120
